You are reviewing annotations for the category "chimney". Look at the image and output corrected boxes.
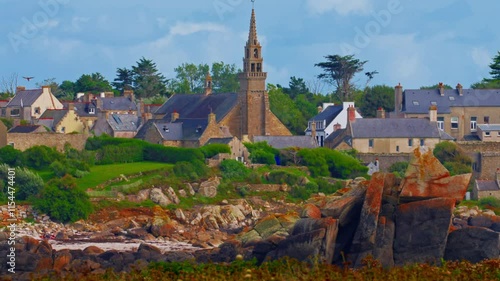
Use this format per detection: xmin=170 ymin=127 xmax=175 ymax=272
xmin=317 ymin=105 xmax=323 ymax=113
xmin=376 ymin=107 xmax=386 ymax=119
xmin=95 ymin=97 xmax=102 ymax=109
xmin=348 ymin=105 xmax=356 ymax=123
xmin=123 ymin=90 xmax=135 ymax=101
xmin=104 ymin=92 xmax=114 ymax=98
xmin=68 ymin=103 xmax=74 ymax=111
xmin=16 ymin=86 xmax=26 ymax=92
xmin=334 ymin=123 xmax=341 ymax=131
xmin=429 ymin=105 xmax=438 ymax=122
xmin=208 ymin=112 xmax=216 ymax=124
xmin=438 ymin=82 xmax=445 ymax=96
xmin=171 ymin=111 xmax=179 ymax=122
xmin=42 ymin=85 xmax=50 ymax=94
xmin=394 ymin=83 xmax=403 ymax=115
xmin=204 ymin=72 xmax=213 ymax=96
xmin=311 ymin=121 xmax=317 ymax=142
xmin=456 ymin=83 xmax=463 ymax=96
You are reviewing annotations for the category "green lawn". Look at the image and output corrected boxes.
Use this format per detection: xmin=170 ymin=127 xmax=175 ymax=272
xmin=76 ymin=162 xmax=172 ymax=189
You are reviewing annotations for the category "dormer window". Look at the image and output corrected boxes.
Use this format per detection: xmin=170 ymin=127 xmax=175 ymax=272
xmin=412 ymin=101 xmax=419 ymax=106
xmin=430 ymin=101 xmax=437 ymax=106
xmin=89 ymin=107 xmax=95 ymax=114
xmin=196 ymin=125 xmax=202 ymax=133
xmin=163 ymin=126 xmax=169 ymax=133
xmin=449 ymin=96 xmax=455 ymax=101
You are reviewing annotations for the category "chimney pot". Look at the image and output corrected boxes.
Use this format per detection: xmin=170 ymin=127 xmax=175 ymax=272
xmin=376 ymin=107 xmax=386 ymax=119
xmin=429 ymin=105 xmax=438 ymax=122
xmin=171 ymin=111 xmax=179 ymax=122
xmin=456 ymin=83 xmax=463 ymax=96
xmin=438 ymin=82 xmax=445 ymax=96
xmin=395 ymin=83 xmax=403 ymax=115
xmin=348 ymin=106 xmax=356 ymax=123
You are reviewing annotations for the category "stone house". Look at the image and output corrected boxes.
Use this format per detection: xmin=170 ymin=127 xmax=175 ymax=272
xmin=472 ymin=169 xmax=500 ymax=200
xmin=205 ymin=136 xmax=250 ymax=163
xmin=36 ymin=104 xmax=86 ymax=134
xmin=304 ymin=102 xmax=362 ymax=147
xmin=394 ymin=83 xmax=500 ymax=141
xmin=327 ymin=106 xmax=454 ymax=153
xmin=0 ymin=121 xmax=6 ymax=148
xmin=152 ymin=8 xmax=291 ymax=145
xmin=1 ymin=86 xmax=63 ymax=124
xmin=136 ymin=113 xmax=231 ymax=148
xmin=93 ymin=113 xmax=140 ymax=138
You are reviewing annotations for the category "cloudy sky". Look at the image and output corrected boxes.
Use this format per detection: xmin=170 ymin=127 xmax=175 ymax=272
xmin=1 ymin=0 xmax=499 ymax=92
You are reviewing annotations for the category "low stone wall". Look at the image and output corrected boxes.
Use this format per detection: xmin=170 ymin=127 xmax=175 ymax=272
xmin=7 ymin=133 xmax=90 ymax=151
xmin=356 ymin=153 xmax=411 ymax=172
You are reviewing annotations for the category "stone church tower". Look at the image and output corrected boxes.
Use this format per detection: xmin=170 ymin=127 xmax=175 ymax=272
xmin=237 ymin=8 xmax=291 ymax=140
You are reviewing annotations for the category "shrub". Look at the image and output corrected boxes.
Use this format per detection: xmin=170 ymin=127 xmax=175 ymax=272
xmin=298 ymin=148 xmax=368 ymax=179
xmin=0 ymin=118 xmax=13 ymax=129
xmin=0 ymin=164 xmax=44 ymax=201
xmin=304 ymin=181 xmax=319 ymax=193
xmin=389 ymin=162 xmax=409 ymax=178
xmin=22 ymin=146 xmax=63 ymax=169
xmin=0 ymin=145 xmax=22 ymax=166
xmin=289 ymin=185 xmax=312 ymax=200
xmin=479 ymin=197 xmax=500 ymax=209
xmin=249 ymin=150 xmax=276 ymax=165
xmin=220 ymin=160 xmax=249 ymax=180
xmin=97 ymin=144 xmax=144 ymax=164
xmin=444 ymin=162 xmax=472 ymax=176
xmin=34 ymin=175 xmax=92 ymax=223
xmin=144 ymin=144 xmax=204 ymax=164
xmin=200 ymin=143 xmax=231 ymax=159
xmin=173 ymin=160 xmax=208 ymax=181
xmin=318 ymin=180 xmax=342 ymax=194
xmin=267 ymin=170 xmax=301 ymax=186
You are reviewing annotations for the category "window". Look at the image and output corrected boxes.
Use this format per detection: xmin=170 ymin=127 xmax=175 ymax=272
xmin=396 ymin=145 xmax=400 ymax=152
xmin=408 ymin=139 xmax=413 ymax=147
xmin=485 ymin=131 xmax=491 ymax=137
xmin=470 ymin=117 xmax=477 ymax=132
xmin=420 ymin=139 xmax=425 ymax=146
xmin=61 ymin=127 xmax=65 ymax=133
xmin=246 ymin=48 xmax=249 ymax=58
xmin=257 ymin=63 xmax=262 ymax=72
xmin=254 ymin=48 xmax=259 ymax=58
xmin=484 ymin=116 xmax=490 ymax=124
xmin=0 ymin=108 xmax=5 ymax=117
xmin=472 ymin=162 xmax=478 ymax=172
xmin=437 ymin=117 xmax=444 ymax=130
xmin=451 ymin=117 xmax=458 ymax=129
xmin=430 ymin=101 xmax=437 ymax=106
xmin=251 ymin=63 xmax=255 ymax=72
xmin=8 ymin=142 xmax=14 ymax=147
xmin=449 ymin=96 xmax=455 ymax=101
xmin=497 ymin=132 xmax=500 ymax=137
xmin=412 ymin=101 xmax=419 ymax=106
xmin=10 ymin=108 xmax=20 ymax=116
xmin=34 ymin=107 xmax=41 ymax=114
xmin=369 ymin=139 xmax=374 ymax=148
xmin=89 ymin=107 xmax=95 ymax=114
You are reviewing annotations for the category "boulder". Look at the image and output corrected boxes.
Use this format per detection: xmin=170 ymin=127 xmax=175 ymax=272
xmin=394 ymin=198 xmax=456 ymax=265
xmin=150 ymin=188 xmax=172 ymax=206
xmin=83 ymin=246 xmax=104 ymax=255
xmin=301 ymin=204 xmax=322 ymax=219
xmin=444 ymin=227 xmax=500 ymax=263
xmin=53 ymin=249 xmax=72 ymax=272
xmin=349 ymin=172 xmax=385 ymax=267
xmin=164 ymin=187 xmax=180 ymax=205
xmin=198 ymin=177 xmax=220 ymax=198
xmin=320 ymin=186 xmax=367 ymax=226
xmin=399 ymin=147 xmax=471 ymax=202
xmin=136 ymin=243 xmax=162 ymax=261
xmin=468 ymin=214 xmax=500 ymax=229
xmin=373 ymin=215 xmax=395 ymax=267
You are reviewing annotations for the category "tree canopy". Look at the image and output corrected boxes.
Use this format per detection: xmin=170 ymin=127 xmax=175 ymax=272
xmin=358 ymin=85 xmax=395 ymax=117
xmin=171 ymin=62 xmax=240 ymax=94
xmin=74 ymin=73 xmax=113 ymax=94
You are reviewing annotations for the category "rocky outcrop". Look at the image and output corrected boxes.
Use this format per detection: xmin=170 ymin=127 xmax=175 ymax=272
xmin=239 ymin=147 xmax=494 ymax=266
xmin=198 ymin=177 xmax=220 ymax=198
xmin=150 ymin=188 xmax=172 ymax=207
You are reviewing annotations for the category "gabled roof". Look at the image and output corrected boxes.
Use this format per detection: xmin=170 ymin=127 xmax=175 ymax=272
xmin=155 ymin=93 xmax=238 ymax=123
xmin=107 ymin=114 xmax=140 ymax=132
xmin=350 ymin=118 xmax=454 ymax=139
xmin=475 ymin=180 xmax=499 ymax=191
xmin=325 ymin=129 xmax=352 ymax=148
xmin=101 ymin=97 xmax=137 ymax=111
xmin=253 ymin=136 xmax=318 ymax=149
xmin=402 ymin=89 xmax=500 ymax=114
xmin=175 ymin=118 xmax=208 ymax=140
xmin=39 ymin=109 xmax=68 ymax=127
xmin=477 ymin=124 xmax=500 ymax=131
xmin=66 ymin=102 xmax=101 ymax=117
xmin=8 ymin=125 xmax=44 ymax=133
xmin=154 ymin=122 xmax=184 ymax=141
xmin=309 ymin=105 xmax=343 ymax=123
xmin=6 ymin=89 xmax=43 ymax=107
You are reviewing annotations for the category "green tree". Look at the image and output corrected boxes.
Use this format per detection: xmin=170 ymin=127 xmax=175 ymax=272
xmin=433 ymin=141 xmax=472 ymax=176
xmin=210 ymin=62 xmax=240 ymax=93
xmin=34 ymin=175 xmax=92 ymax=223
xmin=74 ymin=73 xmax=113 ymax=94
xmin=420 ymin=83 xmax=453 ymax=90
xmin=268 ymin=84 xmax=308 ymax=135
xmin=22 ymin=145 xmax=64 ymax=170
xmin=132 ymin=58 xmax=169 ymax=98
xmin=358 ymin=85 xmax=395 ymax=117
xmin=0 ymin=146 xmax=22 ymax=166
xmin=471 ymin=80 xmax=500 ymax=89
xmin=112 ymin=67 xmax=134 ymax=92
xmin=0 ymin=164 xmax=44 ymax=201
xmin=488 ymin=51 xmax=500 ymax=80
xmin=36 ymin=78 xmax=62 ymax=96
xmin=173 ymin=63 xmax=209 ymax=94
xmin=315 ymin=54 xmax=368 ymax=101
xmin=59 ymin=80 xmax=76 ymax=100
xmin=283 ymin=76 xmax=310 ymax=99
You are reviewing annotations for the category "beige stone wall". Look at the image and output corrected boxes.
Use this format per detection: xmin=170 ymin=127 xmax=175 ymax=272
xmin=0 ymin=121 xmax=6 ymax=148
xmin=219 ymin=106 xmax=242 ymax=139
xmin=55 ymin=110 xmax=85 ymax=134
xmin=353 ymin=138 xmax=440 ymax=154
xmin=458 ymin=142 xmax=500 ymax=180
xmin=477 ymin=190 xmax=500 ymax=200
xmin=7 ymin=133 xmax=89 ymax=151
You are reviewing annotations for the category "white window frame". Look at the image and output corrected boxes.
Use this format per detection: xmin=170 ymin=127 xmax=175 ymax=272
xmin=451 ymin=117 xmax=459 ymax=129
xmin=470 ymin=116 xmax=477 ymax=132
xmin=437 ymin=117 xmax=444 ymax=130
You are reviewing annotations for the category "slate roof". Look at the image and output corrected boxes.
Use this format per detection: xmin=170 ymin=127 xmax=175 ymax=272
xmin=402 ymin=89 xmax=500 ymax=114
xmin=39 ymin=109 xmax=68 ymax=127
xmin=8 ymin=125 xmax=43 ymax=133
xmin=325 ymin=128 xmax=353 ymax=148
xmin=476 ymin=180 xmax=499 ymax=191
xmin=350 ymin=118 xmax=454 ymax=139
xmin=154 ymin=122 xmax=184 ymax=141
xmin=175 ymin=118 xmax=208 ymax=140
xmin=206 ymin=138 xmax=234 ymax=145
xmin=155 ymin=93 xmax=238 ymax=123
xmin=477 ymin=124 xmax=500 ymax=131
xmin=101 ymin=97 xmax=137 ymax=111
xmin=108 ymin=114 xmax=140 ymax=132
xmin=6 ymin=89 xmax=43 ymax=107
xmin=253 ymin=136 xmax=318 ymax=149
xmin=309 ymin=105 xmax=343 ymax=123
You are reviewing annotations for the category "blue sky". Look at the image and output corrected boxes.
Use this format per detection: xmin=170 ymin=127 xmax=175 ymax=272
xmin=1 ymin=0 xmax=499 ymax=92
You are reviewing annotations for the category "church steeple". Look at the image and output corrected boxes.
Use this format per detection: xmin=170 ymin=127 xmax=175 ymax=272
xmin=248 ymin=9 xmax=258 ymax=46
xmin=241 ymin=7 xmax=266 ymax=86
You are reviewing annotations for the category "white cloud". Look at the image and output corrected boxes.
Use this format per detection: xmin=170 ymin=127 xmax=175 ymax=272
xmin=169 ymin=22 xmax=227 ymax=36
xmin=471 ymin=47 xmax=491 ymax=69
xmin=306 ymin=0 xmax=372 ymax=15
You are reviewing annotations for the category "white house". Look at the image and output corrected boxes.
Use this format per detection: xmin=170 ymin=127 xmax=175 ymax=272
xmin=305 ymin=102 xmax=362 ymax=147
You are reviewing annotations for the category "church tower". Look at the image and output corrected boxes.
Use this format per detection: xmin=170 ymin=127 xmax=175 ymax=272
xmin=238 ymin=8 xmax=269 ymax=140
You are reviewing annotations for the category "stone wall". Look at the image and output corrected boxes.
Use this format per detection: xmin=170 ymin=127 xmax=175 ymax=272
xmin=7 ymin=133 xmax=89 ymax=151
xmin=356 ymin=153 xmax=411 ymax=172
xmin=458 ymin=142 xmax=500 ymax=180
